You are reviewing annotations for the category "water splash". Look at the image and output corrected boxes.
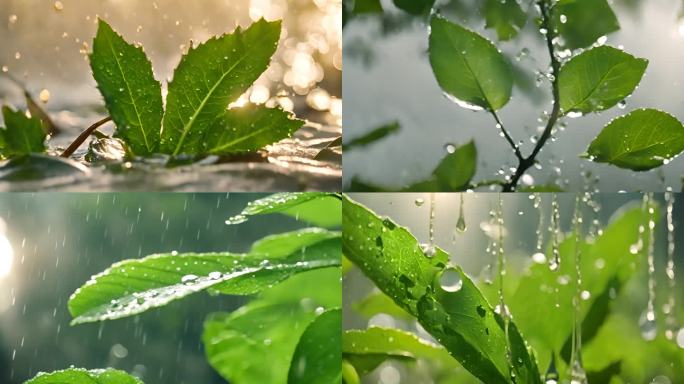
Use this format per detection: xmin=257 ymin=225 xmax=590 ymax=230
xmin=640 ymin=192 xmax=658 ymax=341
xmin=664 ymin=192 xmax=678 ymax=340
xmin=454 ymin=194 xmax=467 ymax=237
xmin=549 ymin=193 xmax=561 ymax=271
xmin=568 ymin=194 xmax=587 ymax=384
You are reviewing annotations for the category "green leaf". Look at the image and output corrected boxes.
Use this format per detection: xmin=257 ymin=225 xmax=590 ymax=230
xmin=517 ymin=185 xmax=564 ymax=192
xmin=288 ymin=309 xmax=342 ymax=384
xmin=342 ymin=195 xmax=541 ymax=384
xmin=203 ymin=104 xmax=303 ymax=154
xmin=429 ymin=15 xmax=513 ymax=111
xmin=249 ymin=228 xmax=340 ymax=258
xmin=554 ymin=0 xmax=620 ymax=50
xmin=161 ymin=19 xmax=281 ymax=155
xmin=227 ymin=192 xmax=341 ymax=228
xmin=343 ymin=327 xmax=456 ymax=374
xmin=68 ymin=231 xmax=340 ymax=324
xmin=392 ymin=0 xmax=435 ymax=15
xmin=204 ymin=268 xmax=341 ymax=384
xmin=343 ymin=121 xmax=400 ymax=150
xmin=483 ymin=0 xmax=527 ymax=41
xmin=0 ymin=106 xmax=46 ymax=157
xmin=585 ymin=109 xmax=684 ymax=171
xmin=24 ymin=368 xmax=143 ymax=384
xmin=353 ymin=291 xmax=413 ymax=320
xmin=432 ymin=140 xmax=477 ymax=190
xmin=90 ymin=20 xmax=164 ymax=155
xmin=559 ymin=46 xmax=647 ymax=115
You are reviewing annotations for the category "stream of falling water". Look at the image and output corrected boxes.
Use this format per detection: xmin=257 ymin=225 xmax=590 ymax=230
xmin=664 ymin=192 xmax=677 ymax=340
xmin=569 ymin=194 xmax=587 ymax=384
xmin=532 ymin=193 xmax=546 ymax=263
xmin=549 ymin=193 xmax=561 ymax=271
xmin=494 ymin=194 xmax=513 ymax=379
xmin=429 ymin=193 xmax=436 ymax=252
xmin=640 ymin=193 xmax=658 ymax=341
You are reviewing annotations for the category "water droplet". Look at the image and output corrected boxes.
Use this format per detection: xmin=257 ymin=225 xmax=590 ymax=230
xmin=640 ymin=310 xmax=657 ymax=341
xmin=419 ymin=243 xmax=436 ymax=258
xmin=181 ymin=274 xmax=198 ymax=284
xmin=532 ymin=252 xmax=546 ymax=264
xmin=208 ymin=271 xmax=222 ymax=280
xmin=444 ymin=143 xmax=456 ymax=154
xmin=54 ymin=1 xmax=64 ymax=11
xmin=414 ymin=198 xmax=424 ymax=207
xmin=455 ymin=194 xmax=467 ymax=234
xmin=439 ymin=269 xmax=463 ymax=292
xmin=559 ymin=14 xmax=568 ymax=23
xmin=8 ymin=15 xmax=18 ymax=24
xmin=39 ymin=89 xmax=50 ymax=103
xmin=618 ymin=99 xmax=627 ymax=109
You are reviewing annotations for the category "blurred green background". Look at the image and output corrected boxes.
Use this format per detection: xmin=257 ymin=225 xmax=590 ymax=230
xmin=0 ymin=193 xmax=317 ymax=384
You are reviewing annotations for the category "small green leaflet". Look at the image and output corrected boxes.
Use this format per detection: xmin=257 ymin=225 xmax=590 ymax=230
xmin=226 ymin=192 xmax=341 ymax=228
xmin=342 ymin=195 xmax=541 ymax=384
xmin=90 ymin=19 xmax=164 ymax=155
xmin=483 ymin=0 xmax=527 ymax=41
xmin=559 ymin=46 xmax=647 ymax=115
xmin=24 ymin=368 xmax=143 ymax=384
xmin=90 ymin=19 xmax=302 ymax=157
xmin=288 ymin=309 xmax=342 ymax=384
xmin=0 ymin=106 xmax=46 ymax=157
xmin=554 ymin=0 xmax=620 ymax=50
xmin=429 ymin=15 xmax=513 ymax=111
xmin=585 ymin=109 xmax=684 ymax=171
xmin=343 ymin=121 xmax=400 ymax=151
xmin=68 ymin=230 xmax=340 ymax=324
xmin=160 ymin=19 xmax=283 ymax=155
xmin=343 ymin=327 xmax=456 ymax=375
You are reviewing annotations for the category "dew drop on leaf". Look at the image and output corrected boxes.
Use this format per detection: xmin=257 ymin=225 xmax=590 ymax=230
xmin=439 ymin=269 xmax=463 ymax=292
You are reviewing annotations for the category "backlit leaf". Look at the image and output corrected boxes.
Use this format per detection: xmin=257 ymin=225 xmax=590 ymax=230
xmin=24 ymin=368 xmax=143 ymax=384
xmin=483 ymin=0 xmax=527 ymax=41
xmin=288 ymin=309 xmax=342 ymax=384
xmin=0 ymin=106 xmax=46 ymax=157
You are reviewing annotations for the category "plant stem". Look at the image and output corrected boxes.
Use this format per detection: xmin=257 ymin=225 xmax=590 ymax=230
xmin=60 ymin=116 xmax=112 ymax=158
xmin=502 ymin=0 xmax=562 ymax=192
xmin=490 ymin=110 xmax=523 ymax=162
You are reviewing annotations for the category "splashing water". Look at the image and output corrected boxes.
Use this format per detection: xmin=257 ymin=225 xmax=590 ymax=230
xmin=549 ymin=193 xmax=561 ymax=271
xmin=640 ymin=192 xmax=658 ymax=341
xmin=454 ymin=194 xmax=467 ymax=237
xmin=569 ymin=195 xmax=587 ymax=384
xmin=664 ymin=192 xmax=678 ymax=340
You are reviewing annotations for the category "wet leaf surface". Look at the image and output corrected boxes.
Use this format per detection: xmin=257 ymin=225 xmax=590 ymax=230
xmin=226 ymin=192 xmax=341 ymax=227
xmin=24 ymin=368 xmax=143 ymax=384
xmin=0 ymin=106 xmax=46 ymax=157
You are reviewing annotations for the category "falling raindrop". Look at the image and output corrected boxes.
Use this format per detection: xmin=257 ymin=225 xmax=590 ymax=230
xmin=495 ymin=194 xmax=512 ymax=370
xmin=39 ymin=89 xmax=50 ymax=104
xmin=454 ymin=194 xmax=467 ymax=235
xmin=444 ymin=143 xmax=456 ymax=154
xmin=568 ymin=195 xmax=587 ymax=384
xmin=549 ymin=194 xmax=561 ymax=271
xmin=641 ymin=192 xmax=658 ymax=341
xmin=664 ymin=192 xmax=678 ymax=340
xmin=617 ymin=99 xmax=627 ymax=109
xmin=544 ymin=354 xmax=559 ymax=384
xmin=428 ymin=193 xmax=435 ymax=250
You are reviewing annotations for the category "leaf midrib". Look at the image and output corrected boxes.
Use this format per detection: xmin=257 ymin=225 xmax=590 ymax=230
xmin=102 ymin=28 xmax=153 ymax=153
xmin=170 ymin=32 xmax=274 ymax=155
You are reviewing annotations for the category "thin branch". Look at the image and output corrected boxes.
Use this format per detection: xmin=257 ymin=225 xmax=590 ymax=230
xmin=503 ymin=0 xmax=562 ymax=192
xmin=490 ymin=110 xmax=524 ymax=162
xmin=60 ymin=116 xmax=113 ymax=158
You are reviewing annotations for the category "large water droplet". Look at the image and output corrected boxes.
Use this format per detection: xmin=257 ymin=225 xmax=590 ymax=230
xmin=439 ymin=269 xmax=463 ymax=292
xmin=181 ymin=274 xmax=198 ymax=284
xmin=414 ymin=198 xmax=424 ymax=207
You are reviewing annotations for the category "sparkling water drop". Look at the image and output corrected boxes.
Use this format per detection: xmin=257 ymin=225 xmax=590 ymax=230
xmin=439 ymin=269 xmax=463 ymax=292
xmin=414 ymin=198 xmax=424 ymax=207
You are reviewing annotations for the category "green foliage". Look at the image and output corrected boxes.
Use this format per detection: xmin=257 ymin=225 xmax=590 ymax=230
xmin=483 ymin=0 xmax=527 ymax=41
xmin=392 ymin=0 xmax=435 ymax=15
xmin=343 ymin=121 xmax=400 ymax=150
xmin=353 ymin=290 xmax=412 ymax=320
xmin=585 ymin=109 xmax=684 ymax=171
xmin=554 ymin=0 xmax=620 ymax=50
xmin=68 ymin=229 xmax=340 ymax=324
xmin=24 ymin=368 xmax=142 ymax=384
xmin=65 ymin=193 xmax=341 ymax=384
xmin=90 ymin=20 xmax=163 ymax=155
xmin=0 ymin=106 xmax=46 ymax=158
xmin=204 ymin=268 xmax=341 ymax=384
xmin=90 ymin=19 xmax=302 ymax=157
xmin=353 ymin=0 xmax=383 ymax=14
xmin=288 ymin=309 xmax=342 ymax=383
xmin=559 ymin=46 xmax=648 ymax=115
xmin=429 ymin=15 xmax=512 ymax=111
xmin=342 ymin=195 xmax=541 ymax=384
